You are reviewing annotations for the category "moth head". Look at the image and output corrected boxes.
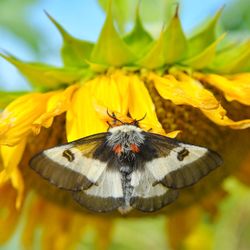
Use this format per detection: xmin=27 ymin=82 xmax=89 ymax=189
xmin=107 ymin=125 xmax=145 ymax=146
xmin=106 ymin=110 xmax=146 ymax=128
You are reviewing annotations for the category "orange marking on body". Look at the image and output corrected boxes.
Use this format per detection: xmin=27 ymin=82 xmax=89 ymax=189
xmin=113 ymin=144 xmax=123 ymax=154
xmin=130 ymin=144 xmax=140 ymax=153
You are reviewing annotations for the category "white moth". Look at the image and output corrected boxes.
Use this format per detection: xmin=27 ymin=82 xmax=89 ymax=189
xmin=30 ymin=121 xmax=222 ymax=214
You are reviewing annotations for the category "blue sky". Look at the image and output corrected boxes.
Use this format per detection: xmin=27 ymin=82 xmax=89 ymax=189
xmin=0 ymin=0 xmax=233 ymax=91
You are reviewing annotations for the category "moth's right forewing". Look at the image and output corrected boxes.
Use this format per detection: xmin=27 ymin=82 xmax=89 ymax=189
xmin=143 ymin=132 xmax=222 ymax=189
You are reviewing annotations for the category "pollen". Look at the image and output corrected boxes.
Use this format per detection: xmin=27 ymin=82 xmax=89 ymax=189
xmin=130 ymin=143 xmax=140 ymax=153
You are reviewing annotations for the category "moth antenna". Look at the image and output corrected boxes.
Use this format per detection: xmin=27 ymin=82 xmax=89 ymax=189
xmin=107 ymin=109 xmax=115 ymax=119
xmin=106 ymin=121 xmax=113 ymax=129
xmin=137 ymin=113 xmax=147 ymax=122
xmin=106 ymin=109 xmax=125 ymax=125
xmin=130 ymin=113 xmax=147 ymax=127
xmin=114 ymin=117 xmax=125 ymax=125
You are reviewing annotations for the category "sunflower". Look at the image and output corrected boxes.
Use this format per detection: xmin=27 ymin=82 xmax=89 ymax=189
xmin=1 ymin=3 xmax=250 ymax=250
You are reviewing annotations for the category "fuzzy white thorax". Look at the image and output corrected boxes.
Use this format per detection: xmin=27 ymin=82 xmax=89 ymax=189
xmin=107 ymin=125 xmax=145 ymax=149
xmin=109 ymin=125 xmax=143 ymax=134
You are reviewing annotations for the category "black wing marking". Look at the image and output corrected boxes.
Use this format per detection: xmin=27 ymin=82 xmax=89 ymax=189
xmin=141 ymin=132 xmax=222 ymax=189
xmin=30 ymin=132 xmax=110 ymax=191
xmin=73 ymin=192 xmax=124 ymax=212
xmin=130 ymin=189 xmax=179 ymax=212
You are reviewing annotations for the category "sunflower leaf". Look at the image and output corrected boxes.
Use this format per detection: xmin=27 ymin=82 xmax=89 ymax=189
xmin=90 ymin=3 xmax=136 ymax=67
xmin=182 ymin=33 xmax=225 ymax=69
xmin=138 ymin=9 xmax=187 ymax=69
xmin=123 ymin=7 xmax=153 ymax=57
xmin=186 ymin=8 xmax=223 ymax=58
xmin=0 ymin=53 xmax=85 ymax=90
xmin=46 ymin=12 xmax=93 ymax=67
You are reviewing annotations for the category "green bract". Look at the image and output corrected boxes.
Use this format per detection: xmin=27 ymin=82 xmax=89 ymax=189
xmin=1 ymin=4 xmax=250 ymax=95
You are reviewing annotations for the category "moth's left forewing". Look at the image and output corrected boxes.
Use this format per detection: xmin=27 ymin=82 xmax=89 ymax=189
xmin=143 ymin=132 xmax=222 ymax=189
xmin=30 ymin=133 xmax=109 ymax=191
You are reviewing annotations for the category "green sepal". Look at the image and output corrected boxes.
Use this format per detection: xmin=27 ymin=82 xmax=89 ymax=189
xmin=208 ymin=40 xmax=250 ymax=73
xmin=169 ymin=65 xmax=194 ymax=75
xmin=123 ymin=7 xmax=153 ymax=57
xmin=138 ymin=9 xmax=187 ymax=69
xmin=0 ymin=53 xmax=84 ymax=90
xmin=46 ymin=12 xmax=93 ymax=67
xmin=0 ymin=91 xmax=29 ymax=109
xmin=186 ymin=8 xmax=223 ymax=58
xmin=90 ymin=3 xmax=136 ymax=66
xmin=182 ymin=33 xmax=225 ymax=69
xmin=122 ymin=65 xmax=140 ymax=72
xmin=86 ymin=60 xmax=109 ymax=73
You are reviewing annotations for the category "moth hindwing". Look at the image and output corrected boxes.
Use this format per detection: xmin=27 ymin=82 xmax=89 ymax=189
xmin=30 ymin=124 xmax=222 ymax=214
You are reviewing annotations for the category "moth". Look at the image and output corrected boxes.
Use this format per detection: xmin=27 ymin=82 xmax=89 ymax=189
xmin=30 ymin=114 xmax=222 ymax=214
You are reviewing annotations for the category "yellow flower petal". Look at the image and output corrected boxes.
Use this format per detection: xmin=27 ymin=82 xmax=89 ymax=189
xmin=0 ymin=170 xmax=8 ymax=184
xmin=129 ymin=74 xmax=165 ymax=134
xmin=0 ymin=92 xmax=53 ymax=146
xmin=66 ymin=80 xmax=107 ymax=141
xmin=94 ymin=105 xmax=137 ymax=129
xmin=111 ymin=70 xmax=130 ymax=114
xmin=10 ymin=168 xmax=24 ymax=209
xmin=39 ymin=202 xmax=87 ymax=250
xmin=150 ymin=71 xmax=250 ymax=129
xmin=202 ymin=106 xmax=250 ymax=129
xmin=149 ymin=71 xmax=219 ymax=110
xmin=0 ymin=140 xmax=26 ymax=174
xmin=0 ymin=184 xmax=21 ymax=244
xmin=93 ymin=71 xmax=129 ymax=115
xmin=32 ymin=84 xmax=79 ymax=134
xmin=0 ymin=140 xmax=26 ymax=208
xmin=166 ymin=130 xmax=182 ymax=138
xmin=23 ymin=199 xmax=86 ymax=250
xmin=195 ymin=72 xmax=250 ymax=105
xmin=67 ymin=71 xmax=132 ymax=141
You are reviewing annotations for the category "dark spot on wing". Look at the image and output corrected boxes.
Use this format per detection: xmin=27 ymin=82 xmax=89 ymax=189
xmin=62 ymin=149 xmax=75 ymax=162
xmin=177 ymin=148 xmax=189 ymax=161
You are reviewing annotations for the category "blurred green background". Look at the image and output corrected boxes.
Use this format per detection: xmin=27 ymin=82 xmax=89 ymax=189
xmin=1 ymin=0 xmax=250 ymax=249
